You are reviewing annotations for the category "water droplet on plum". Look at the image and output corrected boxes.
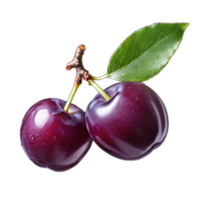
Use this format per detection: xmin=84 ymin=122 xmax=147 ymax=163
xmin=131 ymin=109 xmax=135 ymax=113
xmin=135 ymin=97 xmax=139 ymax=101
xmin=29 ymin=135 xmax=34 ymax=140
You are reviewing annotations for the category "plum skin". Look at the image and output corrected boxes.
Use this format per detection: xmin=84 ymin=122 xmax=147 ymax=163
xmin=20 ymin=98 xmax=92 ymax=172
xmin=85 ymin=81 xmax=168 ymax=160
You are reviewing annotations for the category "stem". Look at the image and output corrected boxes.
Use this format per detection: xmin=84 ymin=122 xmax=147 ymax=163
xmin=65 ymin=45 xmax=111 ymax=103
xmin=88 ymin=79 xmax=111 ymax=101
xmin=64 ymin=82 xmax=80 ymax=112
xmin=91 ymin=74 xmax=109 ymax=80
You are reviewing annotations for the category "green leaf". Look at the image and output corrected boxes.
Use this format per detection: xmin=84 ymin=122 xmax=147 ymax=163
xmin=106 ymin=23 xmax=189 ymax=82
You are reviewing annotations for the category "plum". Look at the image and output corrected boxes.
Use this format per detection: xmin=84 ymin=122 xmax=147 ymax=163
xmin=85 ymin=82 xmax=168 ymax=160
xmin=20 ymin=98 xmax=92 ymax=171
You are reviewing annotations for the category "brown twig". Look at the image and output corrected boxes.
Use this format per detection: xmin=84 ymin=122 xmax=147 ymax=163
xmin=66 ymin=45 xmax=91 ymax=84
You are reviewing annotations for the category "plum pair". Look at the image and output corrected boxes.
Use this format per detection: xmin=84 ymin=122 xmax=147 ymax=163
xmin=20 ymin=23 xmax=188 ymax=171
xmin=20 ymin=81 xmax=168 ymax=171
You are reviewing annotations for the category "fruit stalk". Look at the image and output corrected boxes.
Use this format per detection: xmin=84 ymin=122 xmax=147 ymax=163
xmin=87 ymin=79 xmax=110 ymax=100
xmin=66 ymin=45 xmax=111 ymax=102
xmin=64 ymin=82 xmax=80 ymax=112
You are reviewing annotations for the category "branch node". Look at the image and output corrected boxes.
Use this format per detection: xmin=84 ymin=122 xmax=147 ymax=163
xmin=66 ymin=45 xmax=92 ymax=83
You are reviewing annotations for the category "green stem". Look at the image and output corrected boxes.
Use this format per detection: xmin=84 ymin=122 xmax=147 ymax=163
xmin=91 ymin=74 xmax=109 ymax=80
xmin=64 ymin=82 xmax=80 ymax=112
xmin=88 ymin=79 xmax=111 ymax=101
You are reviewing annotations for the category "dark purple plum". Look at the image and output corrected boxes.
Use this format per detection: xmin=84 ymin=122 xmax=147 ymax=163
xmin=20 ymin=98 xmax=92 ymax=172
xmin=85 ymin=81 xmax=168 ymax=160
